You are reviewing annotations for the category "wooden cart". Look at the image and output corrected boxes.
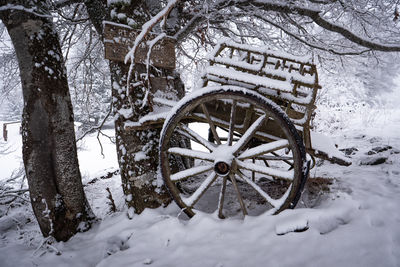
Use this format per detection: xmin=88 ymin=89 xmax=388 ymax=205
xmin=104 ymin=23 xmax=350 ymax=218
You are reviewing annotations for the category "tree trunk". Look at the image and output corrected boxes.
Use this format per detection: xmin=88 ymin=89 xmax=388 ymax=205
xmin=0 ymin=1 xmax=94 ymax=241
xmin=110 ymin=62 xmax=186 ymax=216
xmin=86 ymin=0 xmax=186 ymax=216
xmin=108 ymin=0 xmax=172 ymax=216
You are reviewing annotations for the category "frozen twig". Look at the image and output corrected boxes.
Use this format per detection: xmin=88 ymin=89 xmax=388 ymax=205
xmin=0 ymin=193 xmax=30 ymax=205
xmin=0 ymin=166 xmax=28 ymax=205
xmin=142 ymin=32 xmax=167 ymax=108
xmin=257 ymin=14 xmax=372 ymax=56
xmin=76 ymin=100 xmax=114 ymax=157
xmin=32 ymin=236 xmax=62 ymax=257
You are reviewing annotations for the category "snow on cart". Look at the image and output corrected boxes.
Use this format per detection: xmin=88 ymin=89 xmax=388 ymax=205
xmin=104 ymin=22 xmax=351 ymax=219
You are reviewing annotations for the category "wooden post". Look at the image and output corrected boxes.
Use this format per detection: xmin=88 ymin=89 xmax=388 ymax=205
xmin=2 ymin=121 xmax=21 ymax=142
xmin=3 ymin=123 xmax=7 ymax=142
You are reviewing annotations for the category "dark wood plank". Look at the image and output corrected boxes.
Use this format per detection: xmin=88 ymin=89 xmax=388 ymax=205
xmin=104 ymin=21 xmax=176 ymax=69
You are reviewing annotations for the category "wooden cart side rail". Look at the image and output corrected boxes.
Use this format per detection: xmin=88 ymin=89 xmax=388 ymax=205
xmin=214 ymin=44 xmax=316 ymax=78
xmin=204 ymin=66 xmax=317 ymax=99
xmin=204 ymin=76 xmax=308 ymax=122
xmin=205 ymin=76 xmax=315 ymax=106
xmin=208 ymin=41 xmax=319 ymax=97
xmin=205 ymin=65 xmax=293 ymax=93
xmin=209 ymin=54 xmax=317 ymax=86
xmin=210 ymin=40 xmax=314 ymax=66
xmin=203 ymin=69 xmax=317 ymax=129
xmin=206 ymin=43 xmax=317 ymax=87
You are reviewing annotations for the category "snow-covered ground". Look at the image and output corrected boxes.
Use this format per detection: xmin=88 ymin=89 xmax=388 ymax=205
xmin=1 ymin=88 xmax=400 ymax=266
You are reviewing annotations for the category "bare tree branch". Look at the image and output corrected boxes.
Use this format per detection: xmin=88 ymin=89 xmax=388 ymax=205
xmin=257 ymin=14 xmax=372 ymax=55
xmin=233 ymin=0 xmax=400 ymax=52
xmin=52 ymin=0 xmax=83 ymax=9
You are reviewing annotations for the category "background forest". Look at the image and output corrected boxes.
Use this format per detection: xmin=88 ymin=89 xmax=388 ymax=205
xmin=1 ymin=0 xmax=400 ymax=266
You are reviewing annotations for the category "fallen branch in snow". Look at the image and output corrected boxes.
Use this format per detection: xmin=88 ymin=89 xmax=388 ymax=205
xmin=85 ymin=169 xmax=120 ymax=186
xmin=32 ymin=236 xmax=62 ymax=257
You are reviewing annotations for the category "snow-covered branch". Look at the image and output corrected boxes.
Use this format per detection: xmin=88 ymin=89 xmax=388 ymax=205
xmin=235 ymin=0 xmax=400 ymax=52
xmin=124 ymin=0 xmax=182 ymax=64
xmin=0 ymin=4 xmax=52 ymax=18
xmin=174 ymin=13 xmax=204 ymax=42
xmin=310 ymin=13 xmax=400 ymax=52
xmin=123 ymin=0 xmax=181 ymax=106
xmin=254 ymin=12 xmax=371 ymax=56
xmin=178 ymin=0 xmax=400 ymax=53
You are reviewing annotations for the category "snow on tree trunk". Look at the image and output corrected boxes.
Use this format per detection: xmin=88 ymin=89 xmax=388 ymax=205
xmin=110 ymin=61 xmax=173 ymax=215
xmin=0 ymin=1 xmax=94 ymax=241
xmin=103 ymin=0 xmax=187 ymax=215
xmin=85 ymin=0 xmax=188 ymax=215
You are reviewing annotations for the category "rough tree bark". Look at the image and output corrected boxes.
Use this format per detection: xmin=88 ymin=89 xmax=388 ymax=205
xmin=0 ymin=0 xmax=94 ymax=241
xmin=86 ymin=0 xmax=186 ymax=216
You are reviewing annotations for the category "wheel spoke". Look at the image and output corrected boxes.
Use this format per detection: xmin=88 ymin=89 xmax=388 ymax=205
xmin=217 ymin=176 xmax=227 ymax=219
xmin=271 ymin=151 xmax=294 ymax=168
xmin=255 ymin=155 xmax=293 ymax=161
xmin=229 ymin=173 xmax=248 ymax=216
xmin=233 ymin=114 xmax=266 ymax=155
xmin=236 ymin=170 xmax=291 ymax=210
xmin=170 ymin=164 xmax=213 ymax=181
xmin=201 ymin=104 xmax=221 ymax=145
xmin=182 ymin=172 xmax=218 ymax=207
xmin=177 ymin=125 xmax=215 ymax=151
xmin=252 ymin=158 xmax=255 ymax=182
xmin=262 ymin=159 xmax=276 ymax=180
xmin=238 ymin=140 xmax=289 ymax=160
xmin=228 ymin=100 xmax=237 ymax=146
xmin=242 ymin=104 xmax=253 ymax=130
xmin=236 ymin=159 xmax=294 ymax=180
xmin=177 ymin=124 xmax=216 ymax=152
xmin=168 ymin=147 xmax=214 ymax=161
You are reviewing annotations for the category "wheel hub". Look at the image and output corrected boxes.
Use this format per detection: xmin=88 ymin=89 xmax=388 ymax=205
xmin=214 ymin=161 xmax=230 ymax=176
xmin=212 ymin=144 xmax=235 ymax=177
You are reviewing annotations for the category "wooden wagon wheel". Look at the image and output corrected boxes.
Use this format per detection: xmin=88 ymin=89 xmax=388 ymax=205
xmin=159 ymin=86 xmax=309 ymax=218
